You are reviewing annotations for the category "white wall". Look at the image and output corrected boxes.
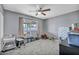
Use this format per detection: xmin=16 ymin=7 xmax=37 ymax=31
xmin=4 ymin=10 xmax=44 ymax=36
xmin=0 ymin=4 xmax=4 ymax=51
xmin=4 ymin=10 xmax=19 ymax=35
xmin=45 ymin=10 xmax=79 ymax=37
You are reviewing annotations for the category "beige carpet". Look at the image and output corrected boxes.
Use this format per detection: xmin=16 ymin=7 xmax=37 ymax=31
xmin=2 ymin=39 xmax=59 ymax=55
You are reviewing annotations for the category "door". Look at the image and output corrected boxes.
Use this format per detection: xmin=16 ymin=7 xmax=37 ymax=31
xmin=0 ymin=12 xmax=4 ymax=51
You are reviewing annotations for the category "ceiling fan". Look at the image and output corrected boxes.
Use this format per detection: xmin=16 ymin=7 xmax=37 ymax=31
xmin=30 ymin=5 xmax=51 ymax=16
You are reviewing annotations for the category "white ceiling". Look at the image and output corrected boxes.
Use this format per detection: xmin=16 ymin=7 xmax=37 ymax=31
xmin=3 ymin=4 xmax=79 ymax=19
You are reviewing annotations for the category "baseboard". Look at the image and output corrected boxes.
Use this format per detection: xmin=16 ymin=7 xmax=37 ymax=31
xmin=1 ymin=48 xmax=15 ymax=53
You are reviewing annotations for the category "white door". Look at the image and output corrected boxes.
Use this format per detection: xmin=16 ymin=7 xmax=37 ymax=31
xmin=0 ymin=12 xmax=4 ymax=51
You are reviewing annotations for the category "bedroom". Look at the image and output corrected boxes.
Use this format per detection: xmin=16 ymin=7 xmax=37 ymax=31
xmin=0 ymin=4 xmax=79 ymax=55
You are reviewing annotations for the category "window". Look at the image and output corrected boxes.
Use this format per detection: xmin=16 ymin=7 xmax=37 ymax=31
xmin=23 ymin=22 xmax=38 ymax=34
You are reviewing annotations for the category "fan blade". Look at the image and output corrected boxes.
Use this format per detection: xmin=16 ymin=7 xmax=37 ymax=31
xmin=41 ymin=12 xmax=46 ymax=16
xmin=42 ymin=9 xmax=51 ymax=12
xmin=29 ymin=10 xmax=36 ymax=12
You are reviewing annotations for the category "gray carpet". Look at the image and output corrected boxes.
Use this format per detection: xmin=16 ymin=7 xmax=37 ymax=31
xmin=2 ymin=39 xmax=59 ymax=55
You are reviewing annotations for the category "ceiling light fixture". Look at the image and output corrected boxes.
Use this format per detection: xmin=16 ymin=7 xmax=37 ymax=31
xmin=38 ymin=12 xmax=41 ymax=14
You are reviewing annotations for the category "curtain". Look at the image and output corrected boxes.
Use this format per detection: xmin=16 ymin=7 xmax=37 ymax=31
xmin=18 ymin=17 xmax=24 ymax=37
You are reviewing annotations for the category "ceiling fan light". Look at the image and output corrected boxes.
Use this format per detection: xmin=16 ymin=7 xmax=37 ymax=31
xmin=38 ymin=12 xmax=41 ymax=14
